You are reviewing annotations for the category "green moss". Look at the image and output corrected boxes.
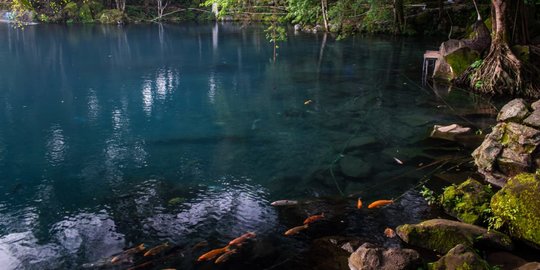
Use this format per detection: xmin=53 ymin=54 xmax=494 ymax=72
xmin=397 ymin=223 xmax=471 ymax=253
xmin=491 ymin=173 xmax=540 ymax=247
xmin=428 ymin=244 xmax=490 ymax=270
xmin=440 ymin=178 xmax=494 ymax=225
xmin=444 ymin=47 xmax=480 ymax=78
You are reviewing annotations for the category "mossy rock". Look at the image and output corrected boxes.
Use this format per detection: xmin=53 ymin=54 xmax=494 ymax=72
xmin=491 ymin=173 xmax=540 ymax=248
xmin=428 ymin=244 xmax=490 ymax=270
xmin=63 ymin=2 xmax=79 ymax=20
xmin=440 ymin=178 xmax=494 ymax=225
xmin=444 ymin=47 xmax=480 ymax=78
xmin=396 ymin=219 xmax=513 ymax=254
xmin=98 ymin=9 xmax=125 ymax=24
xmin=79 ymin=3 xmax=93 ymax=23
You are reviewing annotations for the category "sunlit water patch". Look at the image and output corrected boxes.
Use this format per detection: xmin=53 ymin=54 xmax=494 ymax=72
xmin=0 ymin=23 xmax=495 ymax=269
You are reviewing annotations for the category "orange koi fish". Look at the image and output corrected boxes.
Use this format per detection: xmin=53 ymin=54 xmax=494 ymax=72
xmin=284 ymin=224 xmax=308 ymax=236
xmin=384 ymin=228 xmax=396 ymax=238
xmin=271 ymin=200 xmax=298 ymax=206
xmin=303 ymin=213 xmax=324 ymax=225
xmin=215 ymin=249 xmax=237 ymax=264
xmin=357 ymin=198 xmax=363 ymax=209
xmin=368 ymin=200 xmax=394 ymax=209
xmin=229 ymin=232 xmax=256 ymax=246
xmin=111 ymin=244 xmax=145 ymax=263
xmin=197 ymin=246 xmax=230 ymax=261
xmin=143 ymin=242 xmax=169 ymax=257
xmin=191 ymin=241 xmax=208 ymax=251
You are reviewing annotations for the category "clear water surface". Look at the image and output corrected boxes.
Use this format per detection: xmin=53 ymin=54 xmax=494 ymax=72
xmin=0 ymin=23 xmax=489 ymax=269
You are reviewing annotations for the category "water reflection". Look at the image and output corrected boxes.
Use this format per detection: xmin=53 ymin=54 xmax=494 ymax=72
xmin=87 ymin=88 xmax=99 ymax=122
xmin=45 ymin=125 xmax=67 ymax=166
xmin=208 ymin=72 xmax=217 ymax=104
xmin=0 ymin=23 xmax=499 ymax=269
xmin=52 ymin=211 xmax=125 ymax=261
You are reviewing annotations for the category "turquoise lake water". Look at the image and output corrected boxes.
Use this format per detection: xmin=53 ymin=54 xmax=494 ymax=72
xmin=0 ymin=23 xmax=492 ymax=269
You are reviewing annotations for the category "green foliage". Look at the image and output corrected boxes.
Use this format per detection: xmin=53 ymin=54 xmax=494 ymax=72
xmin=38 ymin=13 xmax=50 ymax=22
xmin=491 ymin=173 xmax=540 ymax=246
xmin=439 ymin=179 xmax=494 ymax=225
xmin=98 ymin=9 xmax=124 ymax=24
xmin=420 ymin=185 xmax=437 ymax=205
xmin=264 ymin=22 xmax=287 ymax=44
xmin=10 ymin=0 xmax=34 ymax=26
xmin=63 ymin=2 xmax=79 ymax=20
xmin=359 ymin=0 xmax=392 ymax=33
xmin=79 ymin=3 xmax=93 ymax=23
xmin=474 ymin=80 xmax=484 ymax=89
xmin=471 ymin=60 xmax=483 ymax=69
xmin=87 ymin=0 xmax=104 ymax=16
xmin=286 ymin=0 xmax=320 ymax=25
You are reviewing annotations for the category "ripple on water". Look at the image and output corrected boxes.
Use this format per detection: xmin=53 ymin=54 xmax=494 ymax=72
xmin=138 ymin=176 xmax=276 ymax=245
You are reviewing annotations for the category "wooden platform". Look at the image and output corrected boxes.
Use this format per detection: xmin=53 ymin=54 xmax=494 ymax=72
xmin=422 ymin=50 xmax=440 ymax=84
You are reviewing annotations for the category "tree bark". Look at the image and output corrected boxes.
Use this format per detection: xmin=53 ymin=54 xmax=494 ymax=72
xmin=461 ymin=0 xmax=540 ymax=97
xmin=320 ymin=0 xmax=329 ymax=32
xmin=393 ymin=0 xmax=404 ymax=34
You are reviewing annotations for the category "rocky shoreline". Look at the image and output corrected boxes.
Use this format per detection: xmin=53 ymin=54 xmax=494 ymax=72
xmin=316 ymin=98 xmax=540 ymax=270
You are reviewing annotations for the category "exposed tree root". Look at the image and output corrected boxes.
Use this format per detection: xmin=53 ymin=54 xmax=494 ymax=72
xmin=458 ymin=43 xmax=540 ymax=98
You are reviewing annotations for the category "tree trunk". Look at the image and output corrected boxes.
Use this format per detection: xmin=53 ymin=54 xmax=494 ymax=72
xmin=463 ymin=0 xmax=539 ymax=97
xmin=393 ymin=0 xmax=404 ymax=34
xmin=320 ymin=0 xmax=328 ymax=32
xmin=115 ymin=0 xmax=125 ymax=12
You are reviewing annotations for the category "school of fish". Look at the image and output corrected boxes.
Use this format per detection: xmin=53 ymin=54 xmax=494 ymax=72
xmin=84 ymin=195 xmax=397 ymax=269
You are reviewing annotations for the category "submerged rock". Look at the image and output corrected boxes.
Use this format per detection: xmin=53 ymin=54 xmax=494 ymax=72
xmin=339 ymin=155 xmax=372 ymax=179
xmin=343 ymin=135 xmax=378 ymax=152
xmin=490 ymin=173 xmax=540 ymax=248
xmin=439 ymin=178 xmax=493 ymax=225
xmin=430 ymin=124 xmax=471 ymax=142
xmin=309 ymin=236 xmax=364 ymax=270
xmin=348 ymin=242 xmax=421 ymax=270
xmin=396 ymin=219 xmax=513 ymax=254
xmin=428 ymin=244 xmax=490 ymax=270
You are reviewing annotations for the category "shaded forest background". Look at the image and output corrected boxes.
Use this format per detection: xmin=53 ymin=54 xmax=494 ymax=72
xmin=2 ymin=0 xmax=540 ymax=97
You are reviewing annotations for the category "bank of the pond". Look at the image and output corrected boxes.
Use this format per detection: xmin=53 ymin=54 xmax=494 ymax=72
xmin=1 ymin=22 xmax=537 ymax=270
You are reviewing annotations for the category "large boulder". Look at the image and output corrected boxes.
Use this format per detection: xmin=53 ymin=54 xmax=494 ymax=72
xmin=515 ymin=262 xmax=540 ymax=270
xmin=497 ymin=99 xmax=530 ymax=122
xmin=433 ymin=39 xmax=466 ymax=81
xmin=396 ymin=219 xmax=513 ymax=254
xmin=428 ymin=244 xmax=490 ymax=270
xmin=486 ymin=251 xmax=528 ymax=270
xmin=490 ymin=173 xmax=540 ymax=248
xmin=472 ymin=99 xmax=540 ymax=187
xmin=348 ymin=243 xmax=421 ymax=270
xmin=444 ymin=47 xmax=480 ymax=78
xmin=439 ymin=178 xmax=493 ymax=225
